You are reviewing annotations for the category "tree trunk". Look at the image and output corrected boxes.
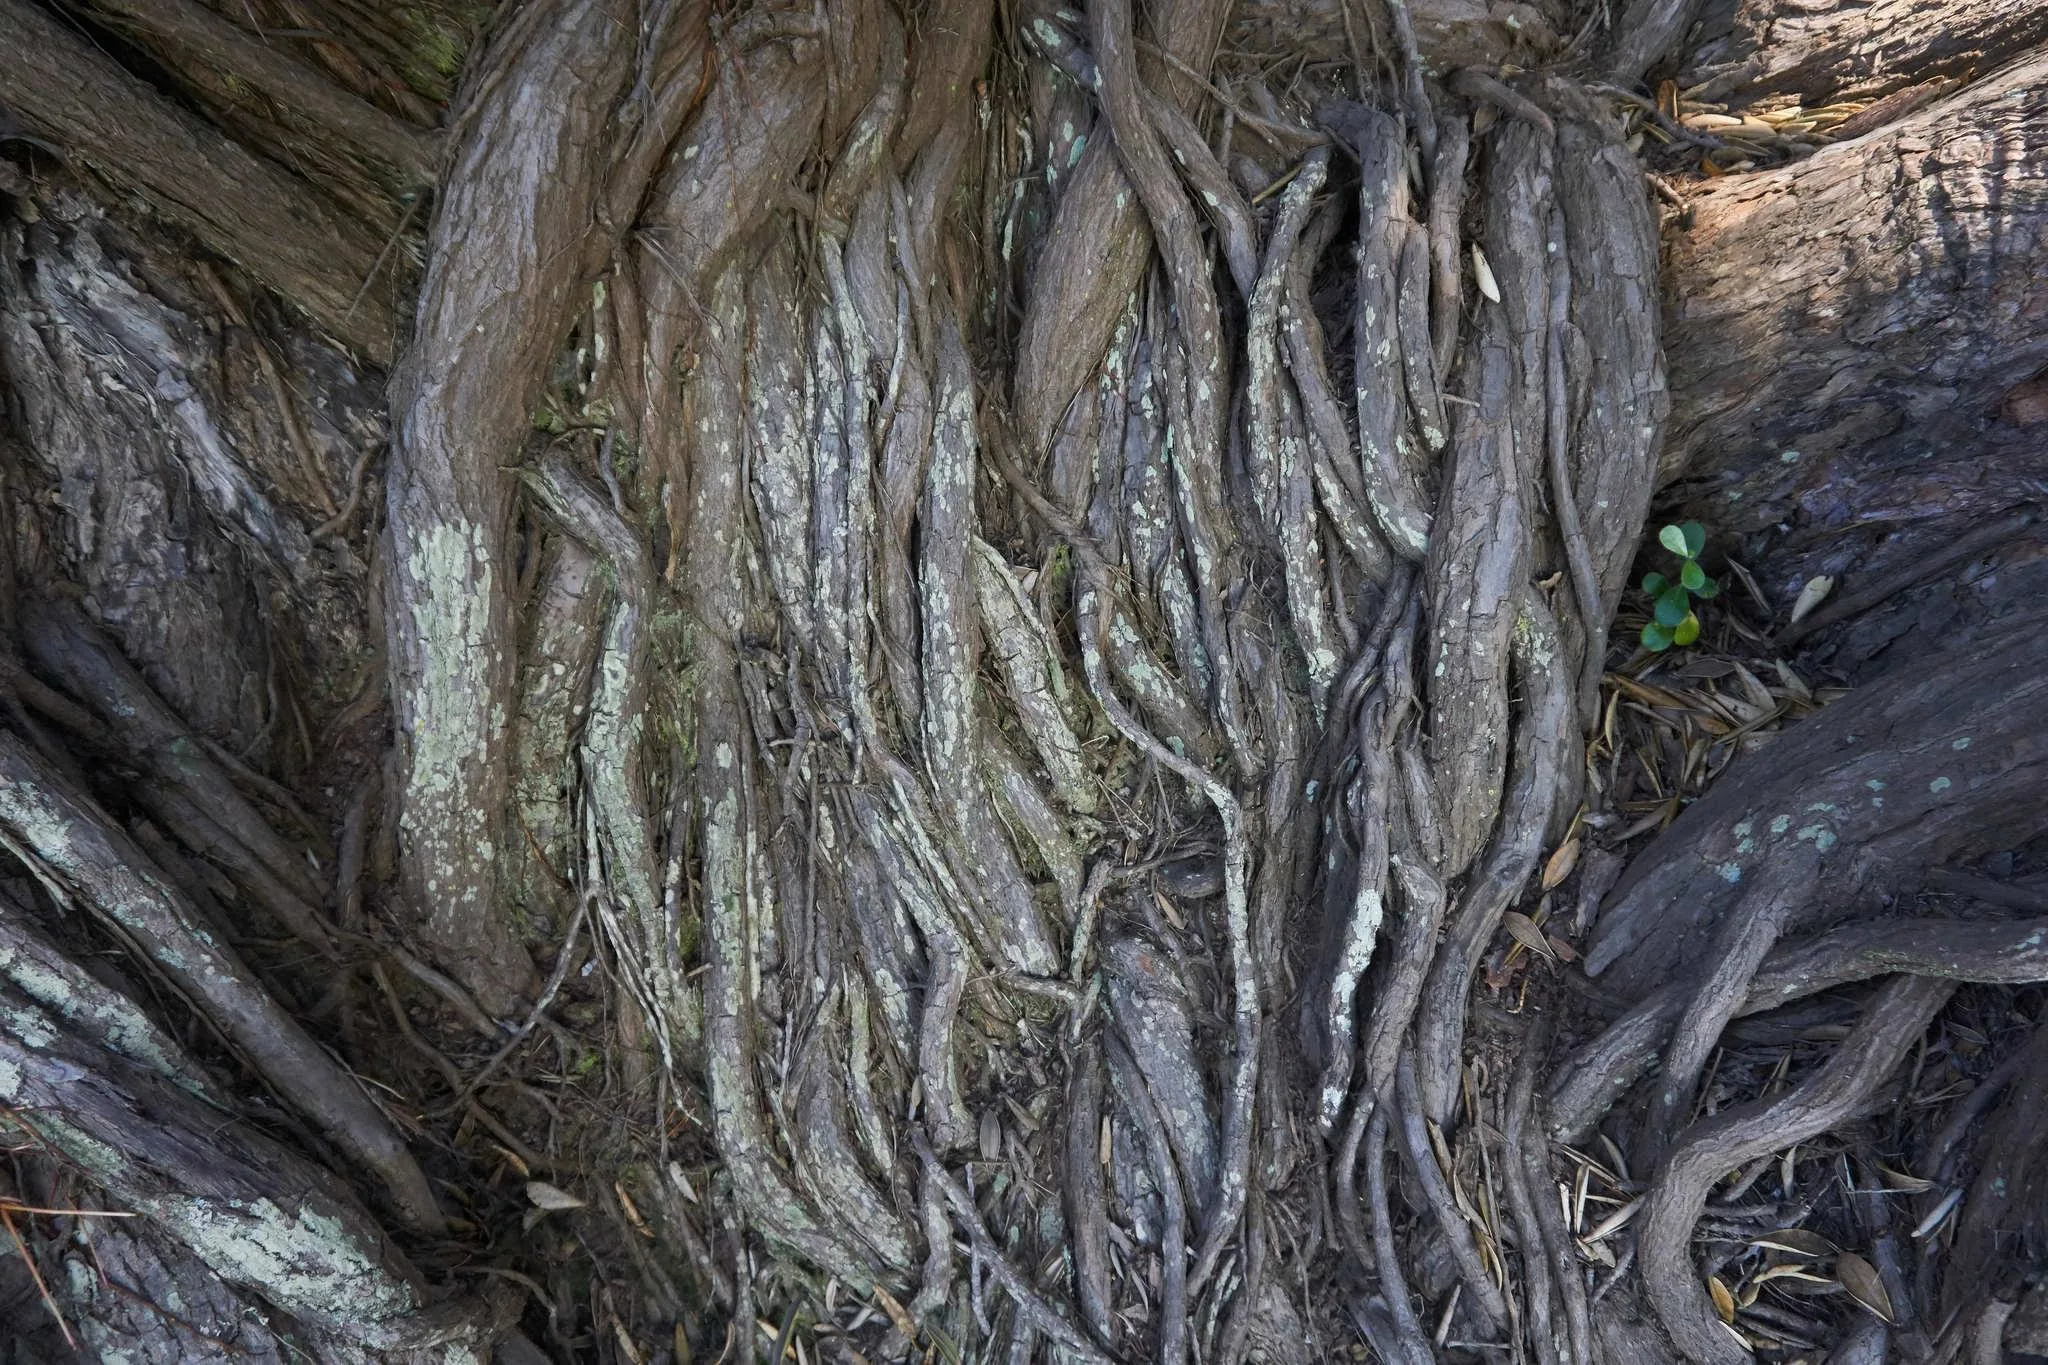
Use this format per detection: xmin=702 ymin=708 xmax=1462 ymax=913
xmin=0 ymin=0 xmax=2044 ymax=1360
xmin=1683 ymin=0 xmax=2048 ymax=106
xmin=1657 ymin=49 xmax=2048 ymax=663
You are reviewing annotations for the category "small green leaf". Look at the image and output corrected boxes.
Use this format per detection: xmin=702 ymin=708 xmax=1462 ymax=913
xmin=1656 ymin=584 xmax=1692 ymax=627
xmin=1659 ymin=524 xmax=1690 ymax=556
xmin=1680 ymin=560 xmax=1706 ymax=591
xmin=1681 ymin=521 xmax=1707 ymax=559
xmin=1642 ymin=571 xmax=1669 ymax=596
xmin=1694 ymin=577 xmax=1720 ymax=599
xmin=1673 ymin=612 xmax=1701 ymax=647
xmin=1641 ymin=620 xmax=1674 ymax=651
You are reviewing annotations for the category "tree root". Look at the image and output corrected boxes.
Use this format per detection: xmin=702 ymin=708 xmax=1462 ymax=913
xmin=0 ymin=975 xmax=498 ymax=1350
xmin=0 ymin=728 xmax=442 ymax=1233
xmin=17 ymin=0 xmax=2019 ymax=1355
xmin=1637 ymin=975 xmax=1954 ymax=1363
xmin=1553 ymin=909 xmax=2048 ymax=1145
xmin=911 ymin=1129 xmax=1115 ymax=1365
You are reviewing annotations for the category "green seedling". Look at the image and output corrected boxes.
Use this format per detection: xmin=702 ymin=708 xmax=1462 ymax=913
xmin=1639 ymin=521 xmax=1718 ymax=651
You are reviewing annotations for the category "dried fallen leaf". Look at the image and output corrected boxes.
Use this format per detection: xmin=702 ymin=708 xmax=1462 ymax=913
xmin=1877 ymin=1164 xmax=1936 ymax=1194
xmin=1788 ymin=574 xmax=1834 ymax=625
xmin=1502 ymin=910 xmax=1556 ymax=960
xmin=1708 ymin=1273 xmax=1737 ymax=1323
xmin=1472 ymin=244 xmax=1501 ymax=302
xmin=1911 ymin=1187 xmax=1963 ymax=1240
xmin=1730 ymin=662 xmax=1777 ymax=712
xmin=526 ymin=1180 xmax=585 ymax=1211
xmin=1752 ymin=1227 xmax=1837 ymax=1258
xmin=1545 ymin=934 xmax=1580 ymax=964
xmin=490 ymin=1141 xmax=531 ymax=1180
xmin=1774 ymin=658 xmax=1814 ymax=702
xmin=616 ymin=1181 xmax=653 ymax=1238
xmin=1835 ymin=1251 xmax=1895 ymax=1323
xmin=1583 ymin=1197 xmax=1642 ymax=1244
xmin=1541 ymin=837 xmax=1581 ymax=890
xmin=1683 ymin=112 xmax=1744 ymax=129
xmin=872 ymin=1284 xmax=920 ymax=1342
xmin=1428 ymin=1119 xmax=1455 ymax=1179
xmin=979 ymin=1107 xmax=1002 ymax=1162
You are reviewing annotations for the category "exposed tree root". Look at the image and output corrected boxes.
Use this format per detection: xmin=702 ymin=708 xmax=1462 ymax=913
xmin=0 ymin=0 xmax=2044 ymax=1359
xmin=1637 ymin=975 xmax=1955 ymax=1363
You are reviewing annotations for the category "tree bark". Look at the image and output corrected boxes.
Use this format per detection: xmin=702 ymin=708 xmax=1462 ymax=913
xmin=0 ymin=0 xmax=400 ymax=361
xmin=1657 ymin=51 xmax=2048 ymax=661
xmin=0 ymin=0 xmax=2045 ymax=1361
xmin=1684 ymin=0 xmax=2048 ymax=106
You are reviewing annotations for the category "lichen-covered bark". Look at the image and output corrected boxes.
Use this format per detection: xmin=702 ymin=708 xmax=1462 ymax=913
xmin=1587 ymin=614 xmax=2048 ymax=997
xmin=384 ymin=0 xmax=675 ymax=1013
xmin=0 ymin=194 xmax=372 ymax=754
xmin=504 ymin=536 xmax=605 ymax=926
xmin=0 ymin=981 xmax=497 ymax=1352
xmin=2 ymin=0 xmax=2046 ymax=1360
xmin=0 ymin=730 xmax=442 ymax=1230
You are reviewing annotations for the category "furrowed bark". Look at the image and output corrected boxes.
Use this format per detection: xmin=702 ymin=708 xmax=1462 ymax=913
xmin=0 ymin=0 xmax=397 ymax=360
xmin=1586 ymin=616 xmax=2048 ymax=998
xmin=1422 ymin=122 xmax=1544 ymax=878
xmin=0 ymin=729 xmax=441 ymax=1232
xmin=71 ymin=0 xmax=440 ymax=183
xmin=1012 ymin=0 xmax=1233 ymax=457
xmin=1683 ymin=0 xmax=2048 ymax=106
xmin=1659 ymin=55 xmax=2048 ymax=617
xmin=0 ymin=978 xmax=495 ymax=1351
xmin=9 ymin=0 xmax=2048 ymax=1355
xmin=1548 ymin=82 xmax=1667 ymax=659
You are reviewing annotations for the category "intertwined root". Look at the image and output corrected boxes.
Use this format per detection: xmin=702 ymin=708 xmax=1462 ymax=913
xmin=3 ymin=0 xmax=2043 ymax=1357
xmin=560 ymin=0 xmax=1674 ymax=1349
